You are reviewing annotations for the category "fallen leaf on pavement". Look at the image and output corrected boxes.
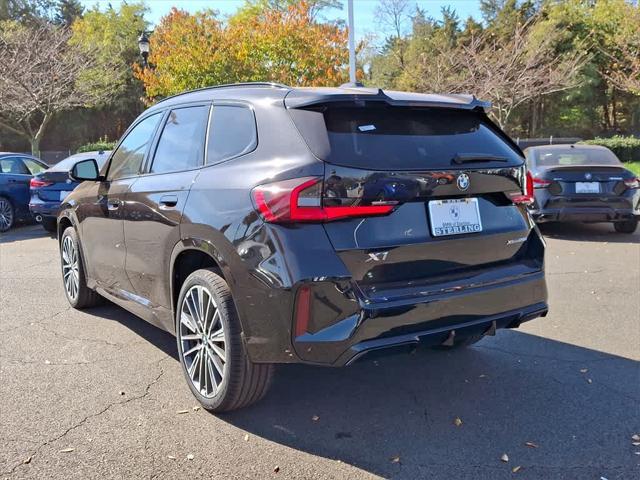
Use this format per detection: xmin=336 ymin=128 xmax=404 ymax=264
xmin=59 ymin=448 xmax=74 ymax=453
xmin=312 ymin=415 xmax=319 ymax=422
xmin=177 ymin=410 xmax=189 ymax=415
xmin=500 ymin=453 xmax=509 ymax=462
xmin=244 ymin=434 xmax=249 ymax=442
xmin=580 ymin=369 xmax=588 ymax=373
xmin=632 ymin=442 xmax=640 ymax=446
xmin=186 ymin=454 xmax=194 ymax=460
xmin=167 ymin=455 xmax=176 ymax=460
xmin=390 ymin=456 xmax=401 ymax=464
xmin=23 ymin=456 xmax=32 ymax=464
xmin=454 ymin=417 xmax=463 ymax=427
xmin=273 ymin=465 xmax=280 ymax=473
xmin=525 ymin=441 xmax=539 ymax=448
xmin=632 ymin=434 xmax=640 ymax=442
xmin=512 ymin=466 xmax=521 ymax=473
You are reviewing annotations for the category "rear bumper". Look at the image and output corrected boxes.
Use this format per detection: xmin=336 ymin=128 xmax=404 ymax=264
xmin=293 ymin=268 xmax=548 ymax=366
xmin=531 ymin=207 xmax=638 ymax=223
xmin=29 ymin=200 xmax=59 ymax=217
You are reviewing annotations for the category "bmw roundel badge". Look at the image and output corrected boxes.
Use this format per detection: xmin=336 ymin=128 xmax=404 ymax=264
xmin=457 ymin=173 xmax=470 ymax=191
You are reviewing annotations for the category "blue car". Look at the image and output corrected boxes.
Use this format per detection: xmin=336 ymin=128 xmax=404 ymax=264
xmin=29 ymin=151 xmax=111 ymax=232
xmin=0 ymin=152 xmax=49 ymax=232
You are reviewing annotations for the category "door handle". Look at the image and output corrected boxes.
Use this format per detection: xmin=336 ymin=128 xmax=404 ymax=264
xmin=159 ymin=195 xmax=178 ymax=208
xmin=107 ymin=199 xmax=121 ymax=211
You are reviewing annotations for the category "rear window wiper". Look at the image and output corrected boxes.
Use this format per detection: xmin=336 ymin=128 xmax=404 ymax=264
xmin=452 ymin=153 xmax=509 ymax=165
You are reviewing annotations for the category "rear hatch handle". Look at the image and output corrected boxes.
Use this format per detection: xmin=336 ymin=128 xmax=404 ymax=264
xmin=452 ymin=153 xmax=509 ymax=165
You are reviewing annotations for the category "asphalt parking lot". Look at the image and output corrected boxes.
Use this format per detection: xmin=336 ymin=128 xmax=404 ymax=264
xmin=0 ymin=223 xmax=638 ymax=480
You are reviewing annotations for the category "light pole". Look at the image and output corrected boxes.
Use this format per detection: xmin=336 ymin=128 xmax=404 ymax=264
xmin=137 ymin=31 xmax=151 ymax=68
xmin=347 ymin=0 xmax=356 ymax=84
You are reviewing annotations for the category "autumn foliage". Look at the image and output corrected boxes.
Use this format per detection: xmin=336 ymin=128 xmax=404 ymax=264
xmin=134 ymin=1 xmax=350 ymax=101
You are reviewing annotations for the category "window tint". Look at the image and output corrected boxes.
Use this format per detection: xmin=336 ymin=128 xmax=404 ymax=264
xmin=151 ymin=106 xmax=209 ymax=173
xmin=23 ymin=158 xmax=46 ymax=175
xmin=107 ymin=113 xmax=161 ymax=180
xmin=290 ymin=103 xmax=522 ymax=170
xmin=0 ymin=157 xmax=29 ymax=175
xmin=530 ymin=147 xmax=621 ymax=167
xmin=207 ymin=105 xmax=257 ymax=164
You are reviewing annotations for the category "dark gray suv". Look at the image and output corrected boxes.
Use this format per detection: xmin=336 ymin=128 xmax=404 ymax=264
xmin=58 ymin=83 xmax=548 ymax=411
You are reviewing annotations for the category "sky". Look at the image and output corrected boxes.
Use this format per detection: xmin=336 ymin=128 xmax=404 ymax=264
xmin=80 ymin=1 xmax=482 ymax=40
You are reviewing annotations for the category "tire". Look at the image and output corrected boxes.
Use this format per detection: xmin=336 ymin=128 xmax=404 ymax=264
xmin=0 ymin=196 xmax=14 ymax=232
xmin=60 ymin=226 xmax=102 ymax=309
xmin=613 ymin=219 xmax=638 ymax=234
xmin=176 ymin=268 xmax=273 ymax=412
xmin=41 ymin=217 xmax=57 ymax=233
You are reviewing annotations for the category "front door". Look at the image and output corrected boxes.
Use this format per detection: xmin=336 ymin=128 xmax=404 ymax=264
xmin=78 ymin=112 xmax=163 ymax=294
xmin=123 ymin=105 xmax=210 ymax=324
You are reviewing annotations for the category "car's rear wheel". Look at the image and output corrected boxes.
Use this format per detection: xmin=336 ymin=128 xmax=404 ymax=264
xmin=60 ymin=227 xmax=102 ymax=308
xmin=41 ymin=217 xmax=57 ymax=233
xmin=176 ymin=269 xmax=273 ymax=412
xmin=0 ymin=197 xmax=14 ymax=232
xmin=613 ymin=219 xmax=638 ymax=234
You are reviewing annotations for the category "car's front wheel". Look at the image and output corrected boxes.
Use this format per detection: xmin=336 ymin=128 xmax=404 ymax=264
xmin=613 ymin=219 xmax=638 ymax=234
xmin=176 ymin=269 xmax=273 ymax=412
xmin=0 ymin=197 xmax=14 ymax=232
xmin=60 ymin=226 xmax=102 ymax=308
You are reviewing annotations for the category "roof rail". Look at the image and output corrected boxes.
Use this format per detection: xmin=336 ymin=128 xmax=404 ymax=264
xmin=153 ymin=82 xmax=290 ymax=105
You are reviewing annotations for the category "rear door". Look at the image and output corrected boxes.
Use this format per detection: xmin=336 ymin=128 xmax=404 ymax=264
xmin=288 ymin=102 xmax=536 ymax=299
xmin=123 ymin=104 xmax=210 ymax=314
xmin=0 ymin=156 xmax=37 ymax=216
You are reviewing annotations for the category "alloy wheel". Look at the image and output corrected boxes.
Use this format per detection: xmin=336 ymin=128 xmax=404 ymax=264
xmin=61 ymin=235 xmax=79 ymax=301
xmin=179 ymin=285 xmax=227 ymax=398
xmin=0 ymin=198 xmax=13 ymax=231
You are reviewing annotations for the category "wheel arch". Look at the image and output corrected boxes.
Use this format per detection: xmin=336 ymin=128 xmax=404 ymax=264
xmin=170 ymin=239 xmax=246 ymax=333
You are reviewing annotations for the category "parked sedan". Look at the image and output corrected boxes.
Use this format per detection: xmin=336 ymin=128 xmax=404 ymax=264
xmin=0 ymin=152 xmax=48 ymax=232
xmin=525 ymin=144 xmax=640 ymax=233
xmin=29 ymin=151 xmax=111 ymax=232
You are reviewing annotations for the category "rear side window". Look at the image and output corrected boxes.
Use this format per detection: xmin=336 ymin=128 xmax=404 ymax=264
xmin=207 ymin=105 xmax=257 ymax=165
xmin=151 ymin=106 xmax=210 ymax=173
xmin=23 ymin=158 xmax=46 ymax=175
xmin=529 ymin=147 xmax=621 ymax=167
xmin=107 ymin=113 xmax=162 ymax=180
xmin=0 ymin=157 xmax=29 ymax=174
xmin=290 ymin=103 xmax=522 ymax=170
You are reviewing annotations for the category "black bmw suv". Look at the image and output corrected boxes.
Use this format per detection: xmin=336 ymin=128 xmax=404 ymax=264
xmin=58 ymin=83 xmax=548 ymax=411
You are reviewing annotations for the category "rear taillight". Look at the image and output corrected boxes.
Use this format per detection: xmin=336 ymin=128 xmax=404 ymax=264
xmin=509 ymin=170 xmax=534 ymax=205
xmin=623 ymin=177 xmax=639 ymax=189
xmin=251 ymin=177 xmax=394 ymax=223
xmin=532 ymin=177 xmax=551 ymax=188
xmin=30 ymin=178 xmax=53 ymax=188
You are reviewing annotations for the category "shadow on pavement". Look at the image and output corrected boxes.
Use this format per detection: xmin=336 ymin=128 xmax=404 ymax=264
xmin=220 ymin=332 xmax=639 ymax=479
xmin=81 ymin=299 xmax=638 ymax=478
xmin=0 ymin=224 xmax=53 ymax=244
xmin=539 ymin=221 xmax=639 ymax=244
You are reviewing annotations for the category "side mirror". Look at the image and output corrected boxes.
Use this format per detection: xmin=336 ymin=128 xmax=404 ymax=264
xmin=70 ymin=159 xmax=100 ymax=181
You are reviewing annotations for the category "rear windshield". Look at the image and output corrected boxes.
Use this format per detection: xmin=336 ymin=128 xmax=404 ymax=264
xmin=289 ymin=103 xmax=522 ymax=170
xmin=528 ymin=147 xmax=621 ymax=167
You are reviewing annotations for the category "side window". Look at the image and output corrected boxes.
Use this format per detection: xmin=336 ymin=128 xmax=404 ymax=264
xmin=151 ymin=106 xmax=209 ymax=174
xmin=206 ymin=105 xmax=257 ymax=165
xmin=23 ymin=159 xmax=46 ymax=175
xmin=0 ymin=157 xmax=29 ymax=175
xmin=107 ymin=113 xmax=162 ymax=181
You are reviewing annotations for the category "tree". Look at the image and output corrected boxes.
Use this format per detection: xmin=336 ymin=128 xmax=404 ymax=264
xmin=374 ymin=0 xmax=412 ymax=69
xmin=0 ymin=21 xmax=111 ymax=153
xmin=135 ymin=1 xmax=349 ymax=101
xmin=71 ymin=2 xmax=147 ymax=117
xmin=54 ymin=0 xmax=83 ymax=26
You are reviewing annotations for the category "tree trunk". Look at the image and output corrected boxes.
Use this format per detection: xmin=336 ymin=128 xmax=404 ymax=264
xmin=30 ymin=137 xmax=40 ymax=156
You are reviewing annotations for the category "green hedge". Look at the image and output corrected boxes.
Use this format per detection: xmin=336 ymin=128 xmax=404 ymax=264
xmin=580 ymin=136 xmax=640 ymax=163
xmin=77 ymin=139 xmax=116 ymax=153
